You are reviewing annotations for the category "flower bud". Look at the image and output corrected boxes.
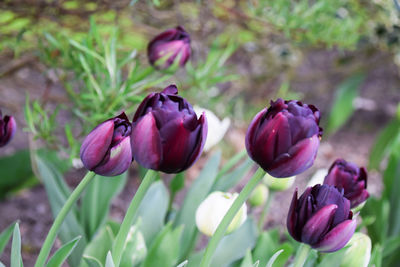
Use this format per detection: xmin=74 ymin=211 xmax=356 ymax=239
xmin=287 ymin=184 xmax=356 ymax=252
xmin=131 ymin=85 xmax=207 ymax=173
xmin=263 ymin=173 xmax=295 ymax=191
xmin=340 ymin=232 xmax=371 ymax=267
xmin=249 ymin=184 xmax=269 ymax=207
xmin=195 ymin=191 xmax=247 ymax=236
xmin=245 ymin=99 xmax=322 ymax=178
xmin=323 ymin=159 xmax=369 ymax=208
xmin=147 ymin=26 xmax=191 ymax=70
xmin=0 ymin=110 xmax=17 ymax=147
xmin=193 ymin=106 xmax=230 ymax=152
xmin=80 ymin=112 xmax=133 ymax=176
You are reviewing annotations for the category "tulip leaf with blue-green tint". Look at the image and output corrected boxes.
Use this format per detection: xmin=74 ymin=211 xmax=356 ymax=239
xmin=135 ymin=180 xmax=169 ymax=244
xmin=84 ymin=224 xmax=115 ymax=265
xmin=316 ymin=247 xmax=347 ymax=267
xmin=239 ymin=249 xmax=254 ymax=267
xmin=105 ymin=251 xmax=115 ymax=267
xmin=0 ymin=150 xmax=37 ymax=198
xmin=46 ymin=236 xmax=81 ymax=267
xmin=81 ymin=173 xmax=127 ymax=239
xmin=188 ymin=218 xmax=258 ymax=267
xmin=252 ymin=229 xmax=293 ymax=267
xmin=369 ymin=119 xmax=400 ymax=170
xmin=10 ymin=223 xmax=21 ymax=267
xmin=174 ymin=151 xmax=221 ymax=259
xmin=142 ymin=223 xmax=183 ymax=267
xmin=0 ymin=221 xmax=17 ymax=255
xmin=33 ymin=151 xmax=86 ymax=266
xmin=83 ymin=256 xmax=103 ymax=267
xmin=326 ymin=73 xmax=365 ymax=134
xmin=212 ymin=158 xmax=253 ymax=192
xmin=170 ymin=172 xmax=185 ymax=194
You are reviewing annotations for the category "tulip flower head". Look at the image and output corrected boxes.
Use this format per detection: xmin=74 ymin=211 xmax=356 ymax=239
xmin=130 ymin=85 xmax=207 ymax=173
xmin=196 ymin=191 xmax=247 ymax=236
xmin=147 ymin=26 xmax=191 ymax=70
xmin=246 ymin=99 xmax=322 ymax=178
xmin=80 ymin=112 xmax=133 ymax=176
xmin=324 ymin=159 xmax=369 ymax=208
xmin=287 ymin=184 xmax=356 ymax=252
xmin=0 ymin=110 xmax=17 ymax=147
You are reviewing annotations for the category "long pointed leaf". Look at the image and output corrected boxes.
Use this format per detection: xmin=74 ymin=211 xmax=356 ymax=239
xmin=46 ymin=236 xmax=81 ymax=267
xmin=10 ymin=223 xmax=21 ymax=267
xmin=0 ymin=221 xmax=17 ymax=255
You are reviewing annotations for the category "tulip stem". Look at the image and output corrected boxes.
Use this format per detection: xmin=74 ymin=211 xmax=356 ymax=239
xmin=200 ymin=167 xmax=266 ymax=267
xmin=293 ymin=244 xmax=311 ymax=267
xmin=112 ymin=169 xmax=158 ymax=266
xmin=34 ymin=171 xmax=96 ymax=267
xmin=258 ymin=191 xmax=275 ymax=231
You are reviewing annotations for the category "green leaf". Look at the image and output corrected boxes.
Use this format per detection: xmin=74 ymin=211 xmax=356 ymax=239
xmin=142 ymin=223 xmax=183 ymax=267
xmin=174 ymin=151 xmax=221 ymax=259
xmin=239 ymin=250 xmax=254 ymax=267
xmin=0 ymin=150 xmax=36 ymax=197
xmin=361 ymin=197 xmax=389 ymax=244
xmin=370 ymin=245 xmax=382 ymax=267
xmin=266 ymin=249 xmax=284 ymax=267
xmin=135 ymin=180 xmax=169 ymax=244
xmin=176 ymin=260 xmax=188 ymax=267
xmin=383 ymin=236 xmax=400 ymax=258
xmin=326 ymin=73 xmax=365 ymax=134
xmin=0 ymin=221 xmax=17 ymax=255
xmin=33 ymin=151 xmax=86 ymax=266
xmin=120 ymin=224 xmax=147 ymax=267
xmin=105 ymin=251 xmax=115 ymax=267
xmin=170 ymin=172 xmax=185 ymax=194
xmin=369 ymin=119 xmax=400 ymax=170
xmin=83 ymin=256 xmax=103 ymax=267
xmin=210 ymin=218 xmax=258 ymax=267
xmin=317 ymin=247 xmax=347 ymax=267
xmin=10 ymin=223 xmax=21 ymax=267
xmin=46 ymin=236 xmax=81 ymax=267
xmin=81 ymin=173 xmax=127 ymax=239
xmin=84 ymin=224 xmax=115 ymax=264
xmin=212 ymin=158 xmax=253 ymax=191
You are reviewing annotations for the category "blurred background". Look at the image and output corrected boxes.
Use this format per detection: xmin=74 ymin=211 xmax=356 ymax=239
xmin=0 ymin=0 xmax=400 ymax=265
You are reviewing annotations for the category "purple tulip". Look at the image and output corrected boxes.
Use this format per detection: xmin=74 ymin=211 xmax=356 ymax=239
xmin=80 ymin=112 xmax=133 ymax=176
xmin=130 ymin=85 xmax=207 ymax=173
xmin=0 ymin=110 xmax=17 ymax=147
xmin=324 ymin=159 xmax=369 ymax=208
xmin=287 ymin=184 xmax=356 ymax=252
xmin=245 ymin=99 xmax=322 ymax=178
xmin=147 ymin=26 xmax=191 ymax=70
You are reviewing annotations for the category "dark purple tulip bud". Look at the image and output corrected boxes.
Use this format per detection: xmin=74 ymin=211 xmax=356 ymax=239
xmin=147 ymin=26 xmax=191 ymax=70
xmin=80 ymin=113 xmax=133 ymax=176
xmin=287 ymin=184 xmax=356 ymax=252
xmin=245 ymin=99 xmax=322 ymax=178
xmin=0 ymin=110 xmax=17 ymax=147
xmin=324 ymin=159 xmax=369 ymax=208
xmin=131 ymin=85 xmax=207 ymax=173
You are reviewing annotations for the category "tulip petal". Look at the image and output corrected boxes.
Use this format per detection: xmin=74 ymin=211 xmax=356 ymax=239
xmin=0 ymin=115 xmax=17 ymax=147
xmin=268 ymin=134 xmax=320 ymax=178
xmin=312 ymin=219 xmax=356 ymax=252
xmin=245 ymin=108 xmax=266 ymax=159
xmin=80 ymin=120 xmax=114 ymax=170
xmin=94 ymin=137 xmax=133 ymax=176
xmin=185 ymin=113 xmax=208 ymax=170
xmin=131 ymin=113 xmax=162 ymax=170
xmin=287 ymin=189 xmax=301 ymax=241
xmin=301 ymin=204 xmax=337 ymax=245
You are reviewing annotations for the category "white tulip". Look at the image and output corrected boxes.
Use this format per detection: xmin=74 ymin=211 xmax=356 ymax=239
xmin=193 ymin=106 xmax=230 ymax=151
xmin=195 ymin=191 xmax=247 ymax=236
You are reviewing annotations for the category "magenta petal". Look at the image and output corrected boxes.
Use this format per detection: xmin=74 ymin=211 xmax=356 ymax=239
xmin=268 ymin=134 xmax=320 ymax=178
xmin=0 ymin=116 xmax=17 ymax=147
xmin=312 ymin=219 xmax=356 ymax=252
xmin=162 ymin=84 xmax=178 ymax=95
xmin=301 ymin=204 xmax=337 ymax=245
xmin=80 ymin=120 xmax=114 ymax=170
xmin=131 ymin=113 xmax=162 ymax=170
xmin=94 ymin=137 xmax=132 ymax=176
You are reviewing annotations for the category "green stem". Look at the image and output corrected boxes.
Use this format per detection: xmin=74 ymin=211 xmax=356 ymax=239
xmin=34 ymin=171 xmax=96 ymax=267
xmin=257 ymin=191 xmax=275 ymax=231
xmin=293 ymin=244 xmax=311 ymax=267
xmin=200 ymin=168 xmax=266 ymax=267
xmin=112 ymin=169 xmax=158 ymax=266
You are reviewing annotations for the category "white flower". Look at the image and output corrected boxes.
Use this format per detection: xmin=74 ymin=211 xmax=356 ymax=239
xmin=194 ymin=106 xmax=230 ymax=151
xmin=195 ymin=191 xmax=247 ymax=236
